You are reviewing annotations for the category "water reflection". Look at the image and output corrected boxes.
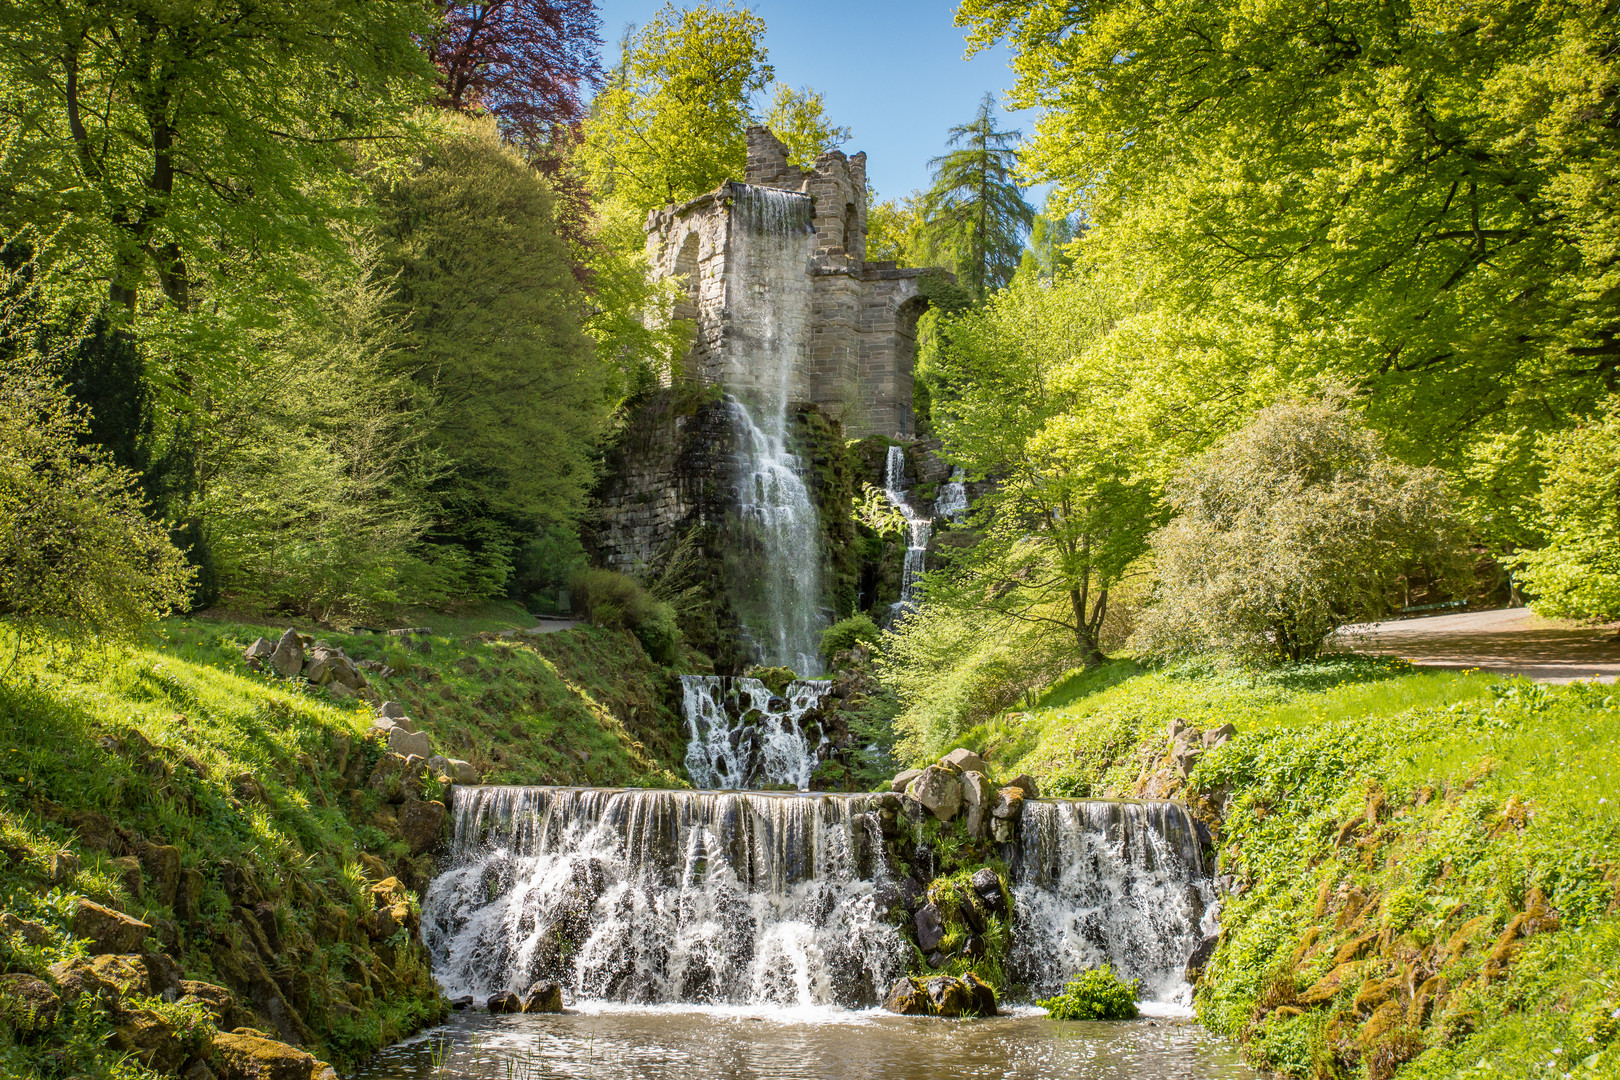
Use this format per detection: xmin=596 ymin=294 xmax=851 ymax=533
xmin=353 ymin=1006 xmax=1258 ymax=1080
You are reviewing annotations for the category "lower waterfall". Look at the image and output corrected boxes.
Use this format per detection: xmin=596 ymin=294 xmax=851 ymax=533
xmin=422 ymin=786 xmax=1216 ymax=1010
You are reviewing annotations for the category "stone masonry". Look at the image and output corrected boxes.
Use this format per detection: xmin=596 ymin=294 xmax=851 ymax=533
xmin=644 ymin=126 xmax=931 ymax=440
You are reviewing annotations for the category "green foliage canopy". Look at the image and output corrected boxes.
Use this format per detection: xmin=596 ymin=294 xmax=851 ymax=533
xmin=762 ymin=85 xmax=851 ymax=168
xmin=921 ymin=92 xmax=1033 ymax=300
xmin=1134 ymin=397 xmax=1465 ymax=663
xmin=958 ymin=0 xmax=1620 ymax=547
xmin=1516 ymin=394 xmax=1620 ymax=620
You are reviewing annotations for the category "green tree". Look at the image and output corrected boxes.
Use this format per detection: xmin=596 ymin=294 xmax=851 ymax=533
xmin=1517 ymin=396 xmax=1620 ymax=621
xmin=1133 ymin=397 xmax=1465 ymax=663
xmin=0 ymin=367 xmax=192 ymax=649
xmin=1016 ymin=196 xmax=1081 ymax=283
xmin=578 ymin=2 xmax=770 ymax=224
xmin=376 ymin=115 xmax=607 ymax=598
xmin=921 ymin=92 xmax=1034 ymax=300
xmin=959 ymin=0 xmax=1620 ymax=549
xmin=925 ymin=274 xmax=1165 ymax=668
xmin=762 ymin=84 xmax=851 ymax=167
xmin=865 ymin=189 xmax=929 ymax=266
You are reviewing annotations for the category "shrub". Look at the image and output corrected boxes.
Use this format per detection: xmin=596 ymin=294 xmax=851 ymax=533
xmin=1038 ymin=966 xmax=1140 ymax=1020
xmin=821 ymin=613 xmax=881 ymax=659
xmin=1517 ymin=395 xmax=1620 ymax=620
xmin=0 ymin=370 xmax=192 ymax=650
xmin=1133 ymin=396 xmax=1465 ymax=662
xmin=570 ymin=567 xmax=681 ymax=664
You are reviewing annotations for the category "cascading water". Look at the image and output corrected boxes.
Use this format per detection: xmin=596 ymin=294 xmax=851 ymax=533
xmin=935 ymin=468 xmax=969 ymax=522
xmin=423 ymin=786 xmax=904 ymax=1008
xmin=423 ymin=786 xmax=1217 ymax=1011
xmin=680 ymin=675 xmax=832 ymax=790
xmin=882 ymin=445 xmax=933 ymax=615
xmin=1012 ymin=799 xmax=1217 ymax=1004
xmin=723 ymin=186 xmax=826 ymax=676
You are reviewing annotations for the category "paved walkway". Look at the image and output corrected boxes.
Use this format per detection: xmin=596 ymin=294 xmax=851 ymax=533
xmin=1332 ymin=607 xmax=1620 ymax=683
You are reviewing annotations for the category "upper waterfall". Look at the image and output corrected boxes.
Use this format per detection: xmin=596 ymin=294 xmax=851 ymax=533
xmin=724 ymin=186 xmax=827 ymax=675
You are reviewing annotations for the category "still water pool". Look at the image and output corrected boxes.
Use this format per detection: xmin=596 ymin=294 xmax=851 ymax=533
xmin=352 ymin=1004 xmax=1259 ymax=1080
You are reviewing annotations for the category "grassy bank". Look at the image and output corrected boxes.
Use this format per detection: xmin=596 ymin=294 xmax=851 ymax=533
xmin=0 ymin=612 xmax=689 ymax=1079
xmin=961 ymin=658 xmax=1619 ymax=1079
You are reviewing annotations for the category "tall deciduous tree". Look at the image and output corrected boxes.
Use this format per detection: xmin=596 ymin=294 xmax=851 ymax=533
xmin=375 ymin=115 xmax=606 ymax=597
xmin=922 ymin=93 xmax=1034 ymax=300
xmin=959 ymin=0 xmax=1620 ymax=549
xmin=578 ymin=2 xmax=771 ymax=223
xmin=0 ymin=0 xmax=435 ymax=316
xmin=430 ymin=0 xmax=603 ymax=142
xmin=762 ymin=84 xmax=851 ymax=168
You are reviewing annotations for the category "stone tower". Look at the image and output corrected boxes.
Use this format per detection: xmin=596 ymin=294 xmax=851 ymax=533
xmin=643 ymin=126 xmax=931 ymax=439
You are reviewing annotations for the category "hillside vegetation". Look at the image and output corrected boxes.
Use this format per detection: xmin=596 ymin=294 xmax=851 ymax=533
xmin=0 ymin=615 xmax=686 ymax=1079
xmin=963 ymin=661 xmax=1620 ymax=1079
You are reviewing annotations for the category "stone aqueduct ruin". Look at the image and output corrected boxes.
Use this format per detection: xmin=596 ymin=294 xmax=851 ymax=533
xmin=643 ymin=125 xmax=930 ymax=440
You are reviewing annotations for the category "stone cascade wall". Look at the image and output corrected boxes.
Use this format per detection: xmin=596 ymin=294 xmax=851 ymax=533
xmin=643 ymin=126 xmax=936 ymax=441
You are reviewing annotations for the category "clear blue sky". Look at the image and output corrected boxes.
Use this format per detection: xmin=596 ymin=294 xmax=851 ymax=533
xmin=590 ymin=1 xmax=1029 ymax=200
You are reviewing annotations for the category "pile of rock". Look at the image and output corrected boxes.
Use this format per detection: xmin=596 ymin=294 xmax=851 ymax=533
xmin=243 ymin=630 xmax=384 ymax=703
xmin=368 ymin=701 xmax=479 ymax=789
xmin=1133 ymin=717 xmax=1237 ymax=801
xmin=484 ymin=980 xmax=564 ymax=1014
xmin=883 ymin=972 xmax=998 ymax=1018
xmin=887 ymin=748 xmax=1040 ymax=844
xmin=1 ymin=899 xmax=342 ymax=1080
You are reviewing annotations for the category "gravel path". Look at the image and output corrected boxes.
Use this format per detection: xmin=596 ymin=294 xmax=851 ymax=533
xmin=1331 ymin=607 xmax=1620 ymax=683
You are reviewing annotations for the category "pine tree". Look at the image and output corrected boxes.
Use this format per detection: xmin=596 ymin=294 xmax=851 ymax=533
xmin=922 ymin=93 xmax=1034 ymax=300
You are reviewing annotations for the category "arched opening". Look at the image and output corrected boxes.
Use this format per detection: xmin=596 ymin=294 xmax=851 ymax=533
xmin=672 ymin=231 xmax=701 ymax=324
xmin=891 ymin=294 xmax=929 ymax=438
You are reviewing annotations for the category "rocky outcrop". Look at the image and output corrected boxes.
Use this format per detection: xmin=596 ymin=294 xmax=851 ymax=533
xmin=0 ymin=973 xmax=59 ymax=1036
xmin=521 ymin=980 xmax=564 ymax=1013
xmin=213 ymin=1031 xmax=334 ymax=1080
xmin=72 ymin=899 xmax=151 ymax=954
xmin=244 ymin=629 xmax=380 ymax=705
xmin=881 ymin=974 xmax=997 ymax=1018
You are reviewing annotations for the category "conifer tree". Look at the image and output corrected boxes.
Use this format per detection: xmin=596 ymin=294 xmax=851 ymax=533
xmin=922 ymin=93 xmax=1034 ymax=300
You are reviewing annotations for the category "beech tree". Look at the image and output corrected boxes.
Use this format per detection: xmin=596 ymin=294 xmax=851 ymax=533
xmin=429 ymin=0 xmax=603 ymax=141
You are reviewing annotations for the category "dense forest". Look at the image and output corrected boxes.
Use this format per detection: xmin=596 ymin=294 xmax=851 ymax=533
xmin=2 ymin=2 xmax=1618 ymax=1080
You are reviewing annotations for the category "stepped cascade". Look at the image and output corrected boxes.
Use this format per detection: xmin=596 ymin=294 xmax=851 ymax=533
xmin=680 ymin=674 xmax=833 ymax=790
xmin=422 ymin=786 xmax=1216 ymax=1011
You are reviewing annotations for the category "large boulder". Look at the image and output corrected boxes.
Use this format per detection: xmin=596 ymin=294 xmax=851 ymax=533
xmin=971 ymin=868 xmax=1006 ymax=916
xmin=398 ymin=799 xmax=446 ymax=856
xmin=882 ymin=978 xmax=929 ymax=1015
xmin=990 ymin=786 xmax=1026 ymax=843
xmin=111 ymin=1007 xmax=194 ymax=1073
xmin=426 ymin=755 xmax=478 ymax=785
xmin=960 ymin=770 xmax=992 ymax=838
xmin=888 ymin=768 xmax=923 ymax=794
xmin=914 ymin=903 xmax=947 ymax=953
xmin=49 ymin=954 xmax=149 ymax=1006
xmin=368 ymin=753 xmax=426 ymax=804
xmin=925 ymin=976 xmax=974 ymax=1017
xmin=306 ymin=646 xmax=366 ymax=691
xmin=522 ymin=981 xmax=564 ymax=1013
xmin=941 ymin=748 xmax=987 ymax=775
xmin=486 ymin=991 xmax=522 ymax=1014
xmin=268 ymin=629 xmax=305 ymax=679
xmin=1004 ymin=774 xmax=1040 ymax=799
xmin=961 ymin=972 xmax=998 ymax=1016
xmin=0 ymin=973 xmax=59 ymax=1036
xmin=212 ymin=1032 xmax=321 ymax=1080
xmin=387 ymin=727 xmax=433 ymax=761
xmin=243 ymin=637 xmax=276 ymax=670
xmin=905 ymin=765 xmax=963 ymax=822
xmin=73 ymin=899 xmax=150 ymax=954
xmin=1 ymin=912 xmax=52 ymax=946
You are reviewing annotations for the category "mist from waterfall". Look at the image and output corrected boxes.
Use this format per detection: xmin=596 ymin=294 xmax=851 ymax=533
xmin=724 ymin=186 xmax=827 ymax=676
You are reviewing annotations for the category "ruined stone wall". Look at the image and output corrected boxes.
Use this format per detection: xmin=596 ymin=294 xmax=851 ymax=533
xmin=643 ymin=126 xmax=931 ymax=440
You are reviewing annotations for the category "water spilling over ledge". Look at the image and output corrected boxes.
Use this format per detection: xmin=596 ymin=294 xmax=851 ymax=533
xmin=680 ymin=675 xmax=832 ymax=790
xmin=422 ymin=786 xmax=1217 ymax=1011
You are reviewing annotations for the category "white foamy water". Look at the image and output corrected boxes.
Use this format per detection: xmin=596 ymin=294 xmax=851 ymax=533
xmin=723 ymin=186 xmax=827 ymax=675
xmin=882 ymin=444 xmax=933 ymax=616
xmin=423 ymin=787 xmax=1217 ymax=1013
xmin=680 ymin=674 xmax=832 ymax=790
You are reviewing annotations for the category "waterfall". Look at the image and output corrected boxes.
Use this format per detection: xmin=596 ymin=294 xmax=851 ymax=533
xmin=1011 ymin=800 xmax=1217 ymax=1004
xmin=423 ymin=786 xmax=903 ymax=1008
xmin=723 ymin=186 xmax=826 ymax=675
xmin=935 ymin=469 xmax=968 ymax=522
xmin=680 ymin=675 xmax=832 ymax=790
xmin=423 ymin=787 xmax=1216 ymax=1011
xmin=882 ymin=445 xmax=933 ymax=614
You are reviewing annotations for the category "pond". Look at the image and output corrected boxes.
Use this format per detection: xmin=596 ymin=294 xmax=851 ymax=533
xmin=352 ymin=1004 xmax=1259 ymax=1080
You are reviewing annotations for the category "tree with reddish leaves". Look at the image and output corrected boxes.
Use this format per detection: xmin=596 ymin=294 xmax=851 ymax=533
xmin=430 ymin=1 xmax=603 ymax=142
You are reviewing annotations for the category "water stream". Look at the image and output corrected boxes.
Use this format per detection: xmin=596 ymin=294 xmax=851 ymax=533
xmin=882 ymin=445 xmax=933 ymax=616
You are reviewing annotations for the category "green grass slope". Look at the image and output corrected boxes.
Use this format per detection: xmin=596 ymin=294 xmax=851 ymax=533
xmin=958 ymin=658 xmax=1619 ymax=1079
xmin=0 ymin=613 xmax=690 ymax=1079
